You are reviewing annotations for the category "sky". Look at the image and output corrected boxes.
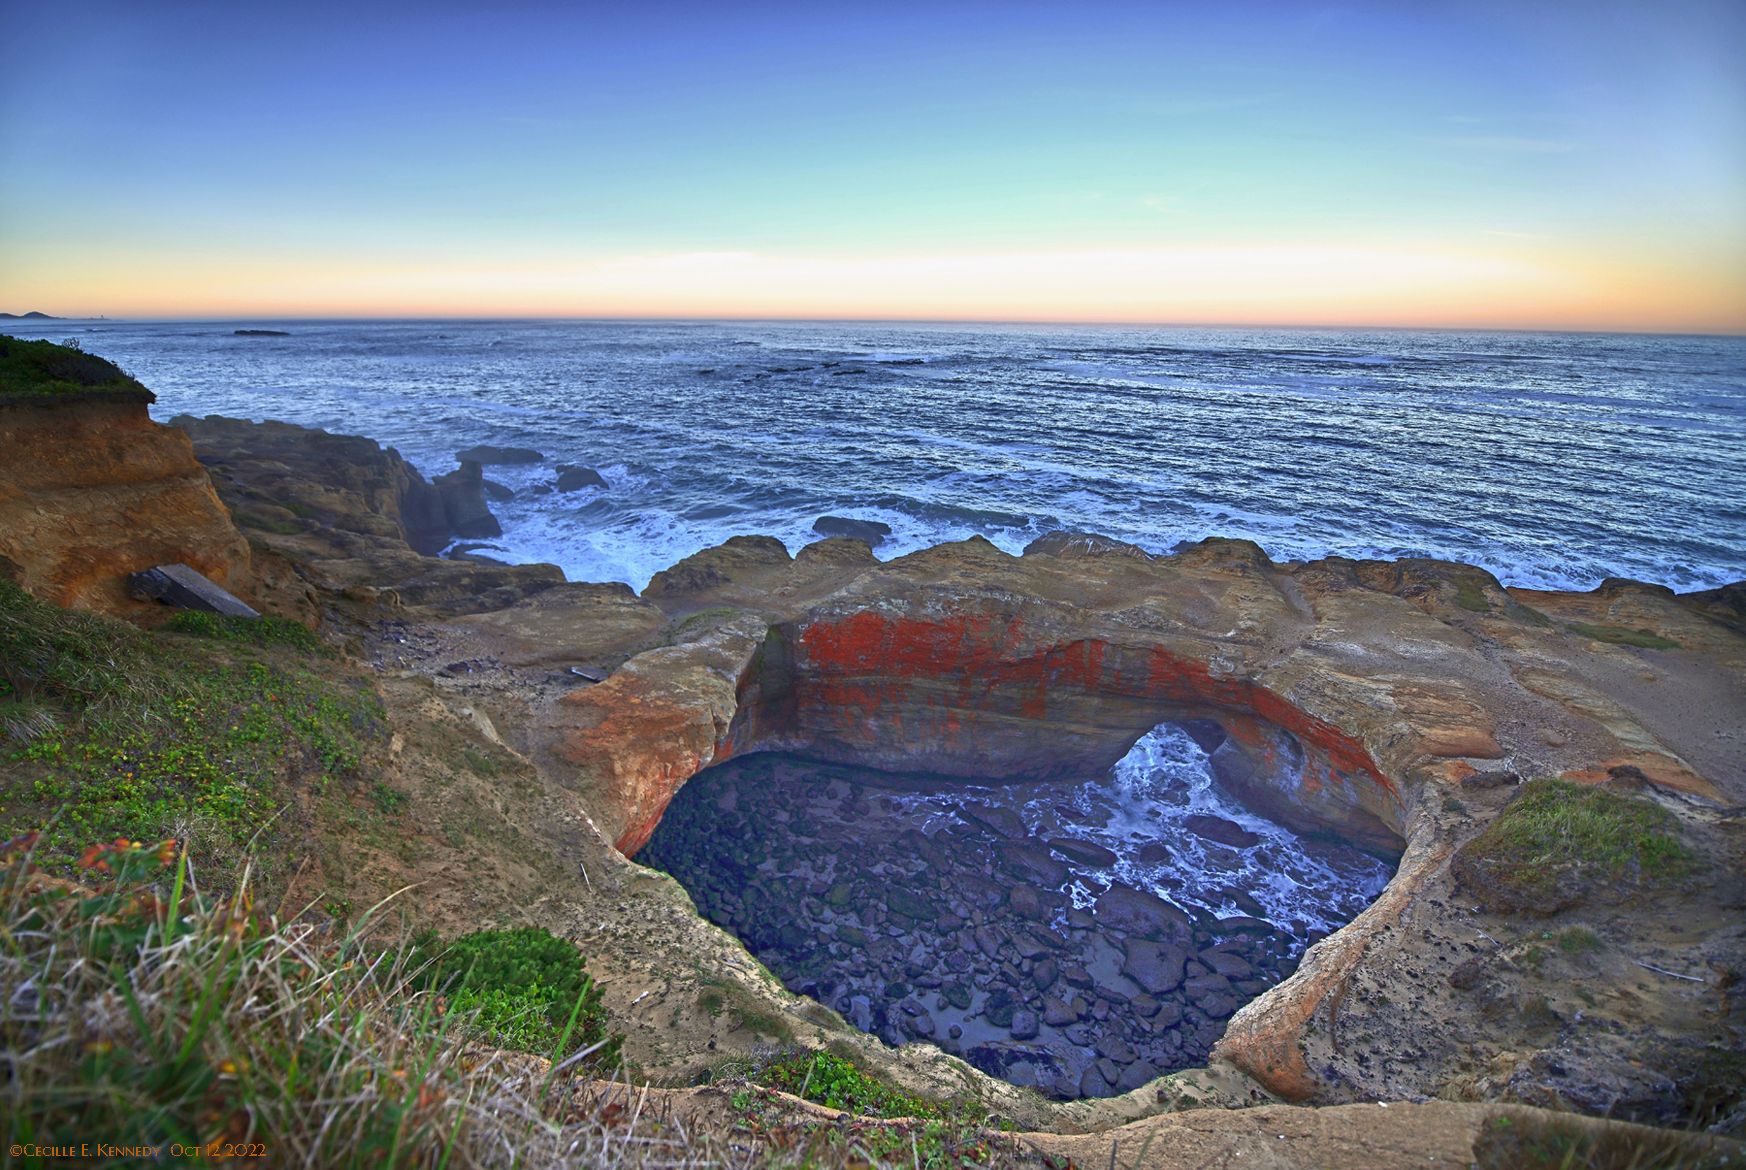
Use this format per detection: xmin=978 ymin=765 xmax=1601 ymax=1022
xmin=1 ymin=0 xmax=1743 ymax=331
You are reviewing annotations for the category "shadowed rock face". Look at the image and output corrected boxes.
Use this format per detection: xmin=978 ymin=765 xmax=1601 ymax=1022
xmin=174 ymin=415 xmax=566 ymax=615
xmin=0 ymin=398 xmax=254 ymax=619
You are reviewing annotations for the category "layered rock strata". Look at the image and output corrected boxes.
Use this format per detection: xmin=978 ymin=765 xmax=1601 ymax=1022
xmin=0 ymin=394 xmax=253 ymax=619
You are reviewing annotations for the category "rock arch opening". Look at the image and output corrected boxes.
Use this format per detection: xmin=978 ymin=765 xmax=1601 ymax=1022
xmin=626 ymin=612 xmax=1407 ymax=1099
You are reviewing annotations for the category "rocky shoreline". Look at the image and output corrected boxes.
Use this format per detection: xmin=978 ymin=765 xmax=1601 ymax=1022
xmin=4 ymin=390 xmax=1744 ymax=1143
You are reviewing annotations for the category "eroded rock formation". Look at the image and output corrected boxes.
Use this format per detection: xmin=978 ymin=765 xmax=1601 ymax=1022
xmin=0 ymin=394 xmax=254 ymax=619
xmin=522 ymin=528 xmax=1743 ymax=1123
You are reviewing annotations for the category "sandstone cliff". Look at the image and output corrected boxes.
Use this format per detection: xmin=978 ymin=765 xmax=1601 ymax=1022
xmin=0 ymin=338 xmax=253 ymax=619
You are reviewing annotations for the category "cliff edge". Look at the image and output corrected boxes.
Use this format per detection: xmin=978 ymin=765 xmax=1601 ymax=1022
xmin=0 ymin=336 xmax=254 ymax=619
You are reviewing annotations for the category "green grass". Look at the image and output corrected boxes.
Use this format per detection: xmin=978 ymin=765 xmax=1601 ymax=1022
xmin=1454 ymin=778 xmax=1698 ymax=914
xmin=0 ymin=334 xmax=152 ymax=401
xmin=0 ymin=578 xmax=382 ymax=874
xmin=1556 ymin=926 xmax=1604 ymax=955
xmin=733 ymin=1050 xmax=1005 ymax=1168
xmin=1473 ymin=1111 xmax=1740 ymax=1169
xmin=0 ymin=839 xmax=662 ymax=1169
xmin=161 ymin=609 xmax=325 ymax=654
xmin=413 ymin=926 xmax=621 ymax=1068
xmin=1452 ymin=579 xmax=1493 ymax=613
xmin=1567 ymin=622 xmax=1682 ymax=651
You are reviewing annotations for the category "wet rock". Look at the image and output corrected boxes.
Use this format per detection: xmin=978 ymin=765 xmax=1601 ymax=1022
xmin=555 ymin=464 xmax=607 ymax=492
xmin=1228 ymin=889 xmax=1268 ymax=918
xmin=1079 ymin=1065 xmax=1114 ymax=1097
xmin=1047 ymin=837 xmax=1119 ymax=867
xmin=1199 ymin=993 xmax=1239 ymax=1019
xmin=1010 ymin=1009 xmax=1040 ymax=1040
xmin=960 ymin=804 xmax=1027 ymax=840
xmin=1000 ymin=841 xmax=1069 ymax=886
xmin=1178 ymin=718 xmax=1228 ymax=753
xmin=1032 ymin=958 xmax=1058 ymax=991
xmin=433 ymin=461 xmax=502 ymax=539
xmin=1184 ymin=814 xmax=1262 ymax=849
xmin=1062 ymin=964 xmax=1095 ymax=989
xmin=1117 ymin=1061 xmax=1160 ymax=1092
xmin=885 ymin=888 xmax=932 ymax=921
xmin=812 ymin=515 xmax=893 ymax=547
xmin=481 ymin=478 xmax=514 ymax=501
xmin=1136 ymin=842 xmax=1173 ymax=865
xmin=1096 ymin=885 xmax=1193 ymax=941
xmin=1042 ymin=997 xmax=1078 ymax=1027
xmin=1008 ymin=885 xmax=1044 ymax=920
xmin=1184 ymin=972 xmax=1232 ymax=998
xmin=1121 ymin=940 xmax=1188 ymax=995
xmin=906 ymin=1012 xmax=936 ymax=1037
xmin=1212 ymin=915 xmax=1277 ymax=936
xmin=1200 ymin=950 xmax=1254 ymax=979
xmin=1096 ymin=1033 xmax=1137 ymax=1063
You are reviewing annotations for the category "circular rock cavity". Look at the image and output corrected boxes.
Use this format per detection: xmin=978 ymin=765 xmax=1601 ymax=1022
xmin=638 ymin=722 xmax=1395 ymax=1099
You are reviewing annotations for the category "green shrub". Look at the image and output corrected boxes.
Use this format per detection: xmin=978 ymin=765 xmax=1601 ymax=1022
xmin=1556 ymin=926 xmax=1604 ymax=955
xmin=418 ymin=927 xmax=620 ymax=1068
xmin=0 ymin=334 xmax=152 ymax=400
xmin=755 ymin=1050 xmax=953 ymax=1120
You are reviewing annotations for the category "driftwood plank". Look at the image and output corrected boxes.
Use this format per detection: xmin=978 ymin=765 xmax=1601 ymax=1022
xmin=127 ymin=563 xmax=260 ymax=618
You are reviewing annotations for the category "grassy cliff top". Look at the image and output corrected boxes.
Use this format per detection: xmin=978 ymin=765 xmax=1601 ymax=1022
xmin=0 ymin=334 xmax=153 ymax=403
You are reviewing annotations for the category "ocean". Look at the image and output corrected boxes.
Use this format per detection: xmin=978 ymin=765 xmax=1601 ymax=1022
xmin=12 ymin=318 xmax=1744 ymax=593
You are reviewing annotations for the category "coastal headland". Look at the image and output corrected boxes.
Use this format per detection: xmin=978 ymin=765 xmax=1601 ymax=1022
xmin=2 ymin=349 xmax=1742 ymax=1165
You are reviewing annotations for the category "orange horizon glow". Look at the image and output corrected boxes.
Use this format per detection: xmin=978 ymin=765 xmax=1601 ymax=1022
xmin=9 ymin=243 xmax=1745 ymax=336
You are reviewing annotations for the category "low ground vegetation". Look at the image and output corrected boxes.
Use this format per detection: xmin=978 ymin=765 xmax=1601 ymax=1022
xmin=0 ymin=578 xmax=382 ymax=881
xmin=0 ymin=334 xmax=151 ymax=400
xmin=1452 ymin=777 xmax=1698 ymax=914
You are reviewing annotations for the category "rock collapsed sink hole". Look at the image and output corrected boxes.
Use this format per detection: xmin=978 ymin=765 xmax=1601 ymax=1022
xmin=639 ymin=723 xmax=1396 ymax=1099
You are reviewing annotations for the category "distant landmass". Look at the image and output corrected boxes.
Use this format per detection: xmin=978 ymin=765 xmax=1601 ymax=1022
xmin=234 ymin=328 xmax=291 ymax=336
xmin=0 ymin=311 xmax=61 ymax=320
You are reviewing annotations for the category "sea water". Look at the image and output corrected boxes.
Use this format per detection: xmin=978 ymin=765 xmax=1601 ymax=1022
xmin=11 ymin=318 xmax=1744 ymax=592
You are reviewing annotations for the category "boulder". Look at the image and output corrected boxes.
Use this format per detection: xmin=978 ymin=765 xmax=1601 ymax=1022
xmin=1184 ymin=814 xmax=1262 ymax=849
xmin=433 ymin=461 xmax=502 ymax=539
xmin=1120 ymin=939 xmax=1188 ymax=995
xmin=555 ymin=464 xmax=607 ymax=492
xmin=1095 ymin=884 xmax=1193 ymax=941
xmin=813 ymin=515 xmax=893 ymax=547
xmin=1047 ymin=837 xmax=1119 ymax=867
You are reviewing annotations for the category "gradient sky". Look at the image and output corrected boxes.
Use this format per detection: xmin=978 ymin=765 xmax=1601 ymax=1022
xmin=2 ymin=0 xmax=1743 ymax=330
